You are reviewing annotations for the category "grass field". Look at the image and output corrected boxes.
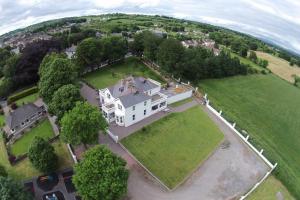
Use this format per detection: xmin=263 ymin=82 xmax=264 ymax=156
xmin=121 ymin=106 xmax=224 ymax=189
xmin=0 ymin=114 xmax=5 ymax=127
xmin=230 ymin=52 xmax=264 ymax=72
xmin=248 ymin=176 xmax=294 ymax=200
xmin=0 ymin=134 xmax=73 ymax=180
xmin=200 ymin=74 xmax=300 ymax=198
xmin=256 ymin=51 xmax=300 ymax=83
xmin=83 ymin=57 xmax=165 ymax=89
xmin=11 ymin=119 xmax=54 ymax=156
xmin=170 ymin=98 xmax=193 ymax=107
xmin=15 ymin=92 xmax=39 ymax=106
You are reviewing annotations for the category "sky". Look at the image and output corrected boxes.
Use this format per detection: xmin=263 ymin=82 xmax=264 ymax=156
xmin=0 ymin=0 xmax=299 ymax=54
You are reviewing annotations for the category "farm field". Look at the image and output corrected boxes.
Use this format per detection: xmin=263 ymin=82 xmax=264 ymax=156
xmin=0 ymin=134 xmax=73 ymax=180
xmin=256 ymin=51 xmax=300 ymax=83
xmin=121 ymin=106 xmax=224 ymax=189
xmin=200 ymin=74 xmax=300 ymax=198
xmin=83 ymin=57 xmax=165 ymax=89
xmin=11 ymin=119 xmax=54 ymax=156
xmin=248 ymin=176 xmax=294 ymax=200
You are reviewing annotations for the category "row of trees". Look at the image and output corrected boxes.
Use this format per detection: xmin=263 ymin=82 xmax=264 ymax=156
xmin=130 ymin=31 xmax=250 ymax=82
xmin=248 ymin=51 xmax=269 ymax=68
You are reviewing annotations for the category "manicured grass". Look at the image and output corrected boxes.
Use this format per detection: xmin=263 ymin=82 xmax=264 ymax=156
xmin=83 ymin=57 xmax=165 ymax=89
xmin=170 ymin=98 xmax=193 ymax=107
xmin=11 ymin=119 xmax=54 ymax=156
xmin=0 ymin=114 xmax=5 ymax=127
xmin=256 ymin=51 xmax=300 ymax=83
xmin=15 ymin=92 xmax=39 ymax=106
xmin=248 ymin=176 xmax=295 ymax=200
xmin=230 ymin=52 xmax=264 ymax=72
xmin=0 ymin=134 xmax=73 ymax=180
xmin=200 ymin=74 xmax=300 ymax=198
xmin=121 ymin=106 xmax=224 ymax=189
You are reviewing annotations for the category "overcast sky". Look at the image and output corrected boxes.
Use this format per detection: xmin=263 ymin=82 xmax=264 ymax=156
xmin=0 ymin=0 xmax=299 ymax=54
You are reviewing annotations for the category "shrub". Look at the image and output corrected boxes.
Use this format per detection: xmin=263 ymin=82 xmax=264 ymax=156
xmin=7 ymin=86 xmax=38 ymax=104
xmin=10 ymin=102 xmax=18 ymax=110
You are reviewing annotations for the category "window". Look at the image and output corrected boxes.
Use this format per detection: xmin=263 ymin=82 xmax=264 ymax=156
xmin=144 ymin=101 xmax=147 ymax=106
xmin=120 ymin=117 xmax=123 ymax=123
xmin=144 ymin=110 xmax=146 ymax=115
xmin=118 ymin=104 xmax=122 ymax=110
xmin=152 ymin=105 xmax=158 ymax=110
xmin=116 ymin=116 xmax=119 ymax=122
xmin=107 ymin=93 xmax=111 ymax=99
xmin=132 ymin=106 xmax=135 ymax=111
xmin=160 ymin=102 xmax=166 ymax=107
xmin=132 ymin=115 xmax=135 ymax=121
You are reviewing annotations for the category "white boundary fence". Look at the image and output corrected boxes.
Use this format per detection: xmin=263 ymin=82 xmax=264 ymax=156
xmin=107 ymin=129 xmax=119 ymax=143
xmin=66 ymin=144 xmax=78 ymax=164
xmin=204 ymin=94 xmax=277 ymax=200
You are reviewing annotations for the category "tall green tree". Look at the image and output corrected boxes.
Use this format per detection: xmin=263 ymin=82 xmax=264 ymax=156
xmin=39 ymin=52 xmax=66 ymax=77
xmin=249 ymin=51 xmax=257 ymax=62
xmin=48 ymin=84 xmax=82 ymax=120
xmin=38 ymin=57 xmax=77 ymax=103
xmin=60 ymin=101 xmax=107 ymax=146
xmin=75 ymin=37 xmax=103 ymax=70
xmin=0 ymin=164 xmax=7 ymax=177
xmin=102 ymin=36 xmax=127 ymax=62
xmin=0 ymin=177 xmax=33 ymax=200
xmin=143 ymin=31 xmax=163 ymax=61
xmin=157 ymin=38 xmax=184 ymax=72
xmin=28 ymin=137 xmax=58 ymax=173
xmin=73 ymin=145 xmax=128 ymax=200
xmin=129 ymin=32 xmax=144 ymax=56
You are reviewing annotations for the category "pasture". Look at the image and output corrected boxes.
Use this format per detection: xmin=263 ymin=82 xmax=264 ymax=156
xmin=200 ymin=74 xmax=300 ymax=198
xmin=121 ymin=106 xmax=224 ymax=189
xmin=256 ymin=51 xmax=300 ymax=83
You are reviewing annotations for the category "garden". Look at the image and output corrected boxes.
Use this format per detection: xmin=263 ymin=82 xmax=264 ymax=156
xmin=121 ymin=106 xmax=224 ymax=189
xmin=83 ymin=57 xmax=165 ymax=89
xmin=200 ymin=74 xmax=300 ymax=198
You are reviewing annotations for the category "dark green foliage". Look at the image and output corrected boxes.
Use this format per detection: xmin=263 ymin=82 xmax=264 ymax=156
xmin=129 ymin=32 xmax=145 ymax=56
xmin=0 ymin=165 xmax=7 ymax=177
xmin=60 ymin=101 xmax=108 ymax=146
xmin=73 ymin=145 xmax=128 ymax=200
xmin=38 ymin=57 xmax=77 ymax=103
xmin=0 ymin=177 xmax=33 ymax=200
xmin=0 ymin=78 xmax=13 ymax=98
xmin=39 ymin=52 xmax=67 ymax=77
xmin=101 ymin=36 xmax=127 ymax=62
xmin=143 ymin=31 xmax=163 ymax=61
xmin=157 ymin=38 xmax=184 ymax=72
xmin=249 ymin=51 xmax=258 ymax=62
xmin=0 ymin=48 xmax=13 ymax=77
xmin=48 ymin=84 xmax=82 ymax=120
xmin=7 ymin=86 xmax=38 ymax=104
xmin=28 ymin=137 xmax=58 ymax=173
xmin=294 ymin=75 xmax=300 ymax=88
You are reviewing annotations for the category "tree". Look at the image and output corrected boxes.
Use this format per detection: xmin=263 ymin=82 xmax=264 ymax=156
xmin=0 ymin=164 xmax=7 ymax=177
xmin=73 ymin=145 xmax=128 ymax=200
xmin=157 ymin=38 xmax=184 ymax=72
xmin=249 ymin=51 xmax=257 ymax=62
xmin=0 ymin=177 xmax=33 ymax=200
xmin=48 ymin=84 xmax=82 ymax=120
xmin=60 ymin=101 xmax=107 ymax=146
xmin=102 ymin=36 xmax=127 ymax=62
xmin=143 ymin=31 xmax=163 ymax=61
xmin=39 ymin=52 xmax=66 ymax=77
xmin=38 ymin=57 xmax=77 ymax=103
xmin=2 ymin=54 xmax=19 ymax=78
xmin=129 ymin=33 xmax=144 ymax=56
xmin=75 ymin=37 xmax=104 ymax=71
xmin=28 ymin=137 xmax=58 ymax=173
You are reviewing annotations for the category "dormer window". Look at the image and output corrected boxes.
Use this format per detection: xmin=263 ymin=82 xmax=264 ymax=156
xmin=107 ymin=93 xmax=111 ymax=99
xmin=118 ymin=104 xmax=122 ymax=110
xmin=132 ymin=106 xmax=135 ymax=111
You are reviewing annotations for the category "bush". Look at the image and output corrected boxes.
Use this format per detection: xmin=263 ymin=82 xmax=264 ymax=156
xmin=7 ymin=86 xmax=38 ymax=104
xmin=10 ymin=103 xmax=18 ymax=110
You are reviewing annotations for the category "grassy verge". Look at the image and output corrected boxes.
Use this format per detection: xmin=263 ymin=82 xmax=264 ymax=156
xmin=15 ymin=93 xmax=39 ymax=106
xmin=200 ymin=74 xmax=300 ymax=198
xmin=83 ymin=57 xmax=165 ymax=89
xmin=248 ymin=176 xmax=295 ymax=200
xmin=121 ymin=106 xmax=224 ymax=189
xmin=170 ymin=98 xmax=193 ymax=107
xmin=11 ymin=119 xmax=54 ymax=156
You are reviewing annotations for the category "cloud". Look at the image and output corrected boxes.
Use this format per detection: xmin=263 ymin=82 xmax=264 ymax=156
xmin=0 ymin=0 xmax=299 ymax=54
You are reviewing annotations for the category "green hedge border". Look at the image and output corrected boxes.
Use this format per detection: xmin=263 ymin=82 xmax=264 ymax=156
xmin=7 ymin=86 xmax=38 ymax=104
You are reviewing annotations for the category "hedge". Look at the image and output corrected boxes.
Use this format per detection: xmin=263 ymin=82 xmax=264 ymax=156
xmin=7 ymin=86 xmax=38 ymax=104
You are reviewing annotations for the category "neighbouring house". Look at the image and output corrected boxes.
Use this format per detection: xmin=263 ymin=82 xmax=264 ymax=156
xmin=65 ymin=44 xmax=77 ymax=59
xmin=181 ymin=39 xmax=220 ymax=55
xmin=5 ymin=103 xmax=46 ymax=139
xmin=99 ymin=76 xmax=193 ymax=127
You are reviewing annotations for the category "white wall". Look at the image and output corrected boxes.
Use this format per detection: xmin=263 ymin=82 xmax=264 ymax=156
xmin=123 ymin=99 xmax=152 ymax=127
xmin=167 ymin=90 xmax=193 ymax=104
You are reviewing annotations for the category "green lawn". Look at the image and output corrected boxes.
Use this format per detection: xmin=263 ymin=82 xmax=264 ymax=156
xmin=11 ymin=119 xmax=54 ymax=156
xmin=248 ymin=176 xmax=294 ymax=200
xmin=0 ymin=134 xmax=73 ymax=180
xmin=83 ymin=57 xmax=165 ymax=89
xmin=0 ymin=115 xmax=5 ymax=127
xmin=15 ymin=92 xmax=39 ymax=106
xmin=230 ymin=52 xmax=264 ymax=72
xmin=121 ymin=106 xmax=224 ymax=189
xmin=170 ymin=98 xmax=193 ymax=107
xmin=200 ymin=74 xmax=300 ymax=198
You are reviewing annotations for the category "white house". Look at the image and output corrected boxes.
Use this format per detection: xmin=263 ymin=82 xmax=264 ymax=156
xmin=99 ymin=76 xmax=168 ymax=127
xmin=99 ymin=76 xmax=193 ymax=127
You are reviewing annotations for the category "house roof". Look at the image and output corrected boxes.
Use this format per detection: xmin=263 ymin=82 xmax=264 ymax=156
xmin=108 ymin=76 xmax=158 ymax=99
xmin=119 ymin=92 xmax=151 ymax=108
xmin=6 ymin=103 xmax=43 ymax=129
